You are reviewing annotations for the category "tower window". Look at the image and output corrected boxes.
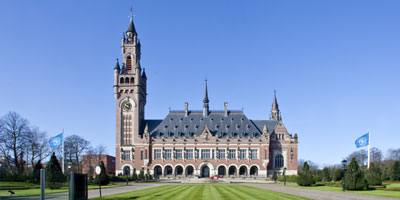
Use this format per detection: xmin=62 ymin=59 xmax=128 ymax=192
xmin=130 ymin=77 xmax=134 ymax=84
xmin=125 ymin=77 xmax=130 ymax=84
xmin=127 ymin=56 xmax=132 ymax=71
xmin=120 ymin=77 xmax=124 ymax=84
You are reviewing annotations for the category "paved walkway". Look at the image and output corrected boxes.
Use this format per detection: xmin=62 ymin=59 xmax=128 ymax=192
xmin=0 ymin=184 xmax=164 ymax=200
xmin=243 ymin=183 xmax=399 ymax=200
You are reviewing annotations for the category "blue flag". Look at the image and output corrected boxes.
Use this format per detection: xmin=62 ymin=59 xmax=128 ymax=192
xmin=355 ymin=133 xmax=369 ymax=148
xmin=49 ymin=133 xmax=63 ymax=148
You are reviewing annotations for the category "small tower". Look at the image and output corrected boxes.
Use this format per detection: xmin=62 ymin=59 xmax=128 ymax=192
xmin=203 ymin=79 xmax=209 ymax=117
xmin=270 ymin=90 xmax=280 ymax=120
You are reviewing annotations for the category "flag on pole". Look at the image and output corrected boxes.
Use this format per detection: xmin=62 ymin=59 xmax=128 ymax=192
xmin=355 ymin=132 xmax=369 ymax=148
xmin=49 ymin=133 xmax=63 ymax=148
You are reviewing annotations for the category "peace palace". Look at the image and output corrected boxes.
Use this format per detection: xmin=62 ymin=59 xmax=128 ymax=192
xmin=113 ymin=18 xmax=299 ymax=179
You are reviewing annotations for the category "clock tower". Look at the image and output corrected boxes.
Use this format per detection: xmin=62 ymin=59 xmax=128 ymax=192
xmin=114 ymin=17 xmax=147 ymax=173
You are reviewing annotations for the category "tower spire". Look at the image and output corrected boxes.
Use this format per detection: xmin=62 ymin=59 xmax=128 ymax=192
xmin=270 ymin=89 xmax=280 ymax=120
xmin=203 ymin=79 xmax=209 ymax=117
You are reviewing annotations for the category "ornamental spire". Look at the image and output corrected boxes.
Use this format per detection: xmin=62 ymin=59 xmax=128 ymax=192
xmin=270 ymin=89 xmax=280 ymax=120
xmin=203 ymin=79 xmax=209 ymax=117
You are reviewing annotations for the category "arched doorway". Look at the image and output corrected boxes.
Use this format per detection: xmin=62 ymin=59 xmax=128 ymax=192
xmin=228 ymin=166 xmax=236 ymax=176
xmin=186 ymin=166 xmax=194 ymax=177
xmin=250 ymin=166 xmax=258 ymax=176
xmin=154 ymin=166 xmax=162 ymax=179
xmin=218 ymin=166 xmax=226 ymax=176
xmin=123 ymin=166 xmax=131 ymax=176
xmin=175 ymin=166 xmax=183 ymax=176
xmin=201 ymin=166 xmax=210 ymax=178
xmin=239 ymin=166 xmax=248 ymax=176
xmin=164 ymin=166 xmax=173 ymax=176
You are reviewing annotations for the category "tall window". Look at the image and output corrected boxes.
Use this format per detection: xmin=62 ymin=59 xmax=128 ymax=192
xmin=127 ymin=56 xmax=132 ymax=71
xmin=250 ymin=149 xmax=258 ymax=160
xmin=218 ymin=149 xmax=225 ymax=159
xmin=186 ymin=149 xmax=193 ymax=159
xmin=154 ymin=149 xmax=161 ymax=160
xmin=141 ymin=150 xmax=143 ymax=160
xmin=175 ymin=149 xmax=182 ymax=159
xmin=201 ymin=149 xmax=211 ymax=159
xmin=122 ymin=115 xmax=132 ymax=145
xmin=275 ymin=154 xmax=284 ymax=168
xmin=165 ymin=149 xmax=172 ymax=160
xmin=239 ymin=149 xmax=247 ymax=159
xmin=122 ymin=150 xmax=130 ymax=160
xmin=228 ymin=149 xmax=236 ymax=159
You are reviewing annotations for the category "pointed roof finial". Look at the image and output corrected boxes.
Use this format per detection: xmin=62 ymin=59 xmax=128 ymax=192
xmin=141 ymin=68 xmax=147 ymax=79
xmin=114 ymin=58 xmax=120 ymax=70
xmin=272 ymin=89 xmax=279 ymax=111
xmin=127 ymin=7 xmax=136 ymax=33
xmin=203 ymin=78 xmax=209 ymax=103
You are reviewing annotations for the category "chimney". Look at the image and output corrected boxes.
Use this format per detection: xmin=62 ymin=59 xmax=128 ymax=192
xmin=185 ymin=102 xmax=188 ymax=117
xmin=224 ymin=102 xmax=228 ymax=116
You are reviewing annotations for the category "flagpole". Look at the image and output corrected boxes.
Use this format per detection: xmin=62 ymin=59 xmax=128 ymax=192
xmin=62 ymin=129 xmax=65 ymax=174
xmin=368 ymin=129 xmax=371 ymax=169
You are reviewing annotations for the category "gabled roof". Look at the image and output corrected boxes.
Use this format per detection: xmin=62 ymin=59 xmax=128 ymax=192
xmin=149 ymin=111 xmax=278 ymax=139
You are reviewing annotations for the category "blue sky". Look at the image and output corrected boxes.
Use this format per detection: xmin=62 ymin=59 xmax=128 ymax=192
xmin=0 ymin=0 xmax=399 ymax=167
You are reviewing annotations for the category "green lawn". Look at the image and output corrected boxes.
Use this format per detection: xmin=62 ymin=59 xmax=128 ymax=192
xmin=93 ymin=185 xmax=309 ymax=200
xmin=290 ymin=183 xmax=400 ymax=199
xmin=0 ymin=182 xmax=122 ymax=196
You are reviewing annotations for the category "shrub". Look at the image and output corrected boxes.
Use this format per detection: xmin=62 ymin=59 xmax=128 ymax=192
xmin=365 ymin=163 xmax=382 ymax=186
xmin=390 ymin=161 xmax=400 ymax=181
xmin=321 ymin=167 xmax=332 ymax=182
xmin=45 ymin=152 xmax=66 ymax=189
xmin=139 ymin=169 xmax=145 ymax=181
xmin=344 ymin=158 xmax=367 ymax=190
xmin=132 ymin=168 xmax=138 ymax=181
xmin=32 ymin=160 xmax=43 ymax=183
xmin=297 ymin=162 xmax=315 ymax=186
xmin=94 ymin=161 xmax=110 ymax=185
xmin=333 ymin=168 xmax=344 ymax=181
xmin=277 ymin=175 xmax=298 ymax=183
xmin=272 ymin=170 xmax=278 ymax=182
xmin=146 ymin=169 xmax=153 ymax=180
xmin=382 ymin=167 xmax=390 ymax=181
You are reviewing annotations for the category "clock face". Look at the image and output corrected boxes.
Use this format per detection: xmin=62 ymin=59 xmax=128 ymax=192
xmin=124 ymin=103 xmax=132 ymax=111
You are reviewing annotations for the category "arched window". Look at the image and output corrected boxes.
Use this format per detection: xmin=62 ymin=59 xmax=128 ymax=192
xmin=126 ymin=56 xmax=132 ymax=71
xmin=120 ymin=77 xmax=124 ymax=84
xmin=275 ymin=154 xmax=284 ymax=168
xmin=130 ymin=77 xmax=134 ymax=84
xmin=125 ymin=77 xmax=130 ymax=84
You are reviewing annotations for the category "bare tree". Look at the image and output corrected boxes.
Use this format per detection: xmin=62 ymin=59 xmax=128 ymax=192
xmin=96 ymin=144 xmax=107 ymax=160
xmin=347 ymin=150 xmax=368 ymax=166
xmin=25 ymin=127 xmax=50 ymax=166
xmin=0 ymin=112 xmax=30 ymax=174
xmin=370 ymin=147 xmax=382 ymax=163
xmin=387 ymin=148 xmax=400 ymax=161
xmin=64 ymin=135 xmax=89 ymax=173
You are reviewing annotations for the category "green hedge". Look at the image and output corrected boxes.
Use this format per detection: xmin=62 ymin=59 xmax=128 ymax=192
xmin=277 ymin=175 xmax=298 ymax=183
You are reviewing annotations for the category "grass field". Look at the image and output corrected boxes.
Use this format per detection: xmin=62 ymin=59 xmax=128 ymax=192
xmin=0 ymin=181 xmax=122 ymax=196
xmin=290 ymin=182 xmax=400 ymax=199
xmin=92 ymin=184 xmax=309 ymax=200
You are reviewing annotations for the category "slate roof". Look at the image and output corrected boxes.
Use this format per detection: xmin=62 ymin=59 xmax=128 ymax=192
xmin=148 ymin=111 xmax=278 ymax=139
xmin=127 ymin=19 xmax=136 ymax=33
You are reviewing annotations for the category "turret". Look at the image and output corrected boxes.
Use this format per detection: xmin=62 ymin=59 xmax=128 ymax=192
xmin=114 ymin=59 xmax=120 ymax=99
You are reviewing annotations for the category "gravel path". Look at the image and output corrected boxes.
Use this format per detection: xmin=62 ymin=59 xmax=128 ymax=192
xmin=243 ymin=183 xmax=399 ymax=200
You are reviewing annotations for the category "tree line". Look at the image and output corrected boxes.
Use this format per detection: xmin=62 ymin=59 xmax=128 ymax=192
xmin=0 ymin=111 xmax=106 ymax=182
xmin=295 ymin=148 xmax=400 ymax=190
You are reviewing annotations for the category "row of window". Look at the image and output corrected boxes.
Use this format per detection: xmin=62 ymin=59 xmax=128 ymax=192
xmin=120 ymin=77 xmax=135 ymax=84
xmin=153 ymin=149 xmax=258 ymax=160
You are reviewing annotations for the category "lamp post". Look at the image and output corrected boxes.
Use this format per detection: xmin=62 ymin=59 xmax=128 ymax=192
xmin=341 ymin=159 xmax=347 ymax=192
xmin=283 ymin=167 xmax=287 ymax=186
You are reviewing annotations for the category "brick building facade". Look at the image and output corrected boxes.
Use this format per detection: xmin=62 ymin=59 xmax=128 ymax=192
xmin=81 ymin=155 xmax=116 ymax=177
xmin=113 ymin=18 xmax=298 ymax=178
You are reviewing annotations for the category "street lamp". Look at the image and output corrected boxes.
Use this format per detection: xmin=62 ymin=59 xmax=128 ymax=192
xmin=341 ymin=159 xmax=347 ymax=192
xmin=283 ymin=167 xmax=287 ymax=186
